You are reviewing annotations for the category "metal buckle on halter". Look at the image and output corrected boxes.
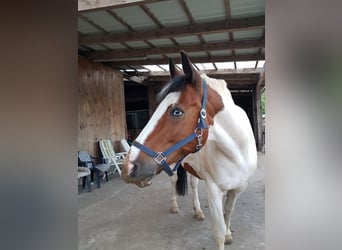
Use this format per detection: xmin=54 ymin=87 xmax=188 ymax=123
xmin=194 ymin=128 xmax=203 ymax=151
xmin=153 ymin=152 xmax=167 ymax=165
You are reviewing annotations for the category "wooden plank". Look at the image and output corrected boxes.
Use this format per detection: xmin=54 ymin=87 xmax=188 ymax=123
xmin=255 ymin=28 xmax=265 ymax=68
xmin=143 ymin=72 xmax=260 ymax=82
xmin=86 ymin=39 xmax=264 ymax=60
xmin=255 ymin=85 xmax=263 ymax=151
xmin=224 ymin=0 xmax=232 ymax=20
xmin=257 ymin=63 xmax=265 ymax=87
xmin=106 ymin=10 xmax=136 ymax=32
xmin=178 ymin=0 xmax=195 ymax=25
xmin=78 ymin=0 xmax=165 ymax=12
xmin=140 ymin=68 xmax=262 ymax=76
xmin=79 ymin=16 xmax=265 ymax=45
xmin=146 ymin=76 xmax=257 ymax=85
xmin=127 ymin=69 xmax=261 ymax=84
xmin=78 ymin=56 xmax=126 ymax=157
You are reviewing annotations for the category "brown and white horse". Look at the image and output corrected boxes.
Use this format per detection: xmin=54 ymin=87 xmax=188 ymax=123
xmin=122 ymin=51 xmax=257 ymax=250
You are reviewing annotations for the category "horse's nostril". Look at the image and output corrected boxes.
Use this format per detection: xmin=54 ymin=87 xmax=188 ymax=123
xmin=129 ymin=162 xmax=139 ymax=177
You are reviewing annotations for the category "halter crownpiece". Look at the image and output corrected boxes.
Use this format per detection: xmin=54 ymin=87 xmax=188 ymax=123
xmin=132 ymin=79 xmax=208 ymax=176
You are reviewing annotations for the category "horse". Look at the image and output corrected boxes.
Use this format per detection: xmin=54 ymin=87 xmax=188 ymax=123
xmin=122 ymin=51 xmax=257 ymax=250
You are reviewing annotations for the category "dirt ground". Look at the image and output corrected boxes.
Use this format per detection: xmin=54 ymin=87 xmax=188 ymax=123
xmin=78 ymin=152 xmax=265 ymax=250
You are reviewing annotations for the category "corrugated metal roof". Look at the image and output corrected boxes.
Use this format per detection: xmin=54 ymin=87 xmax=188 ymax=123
xmin=187 ymin=51 xmax=208 ymax=57
xmin=230 ymin=0 xmax=265 ymax=19
xmin=81 ymin=11 xmax=127 ymax=33
xmin=164 ymin=53 xmax=181 ymax=58
xmin=202 ymin=33 xmax=230 ymax=43
xmin=148 ymin=38 xmax=174 ymax=47
xmin=147 ymin=55 xmax=165 ymax=59
xmin=110 ymin=57 xmax=147 ymax=62
xmin=233 ymin=29 xmax=264 ymax=41
xmin=113 ymin=6 xmax=158 ymax=31
xmin=185 ymin=0 xmax=227 ymax=23
xmin=125 ymin=41 xmax=151 ymax=49
xmin=102 ymin=42 xmax=127 ymax=50
xmin=210 ymin=50 xmax=233 ymax=56
xmin=175 ymin=35 xmax=200 ymax=45
xmin=78 ymin=0 xmax=265 ymax=85
xmin=146 ymin=0 xmax=189 ymax=27
xmin=78 ymin=18 xmax=100 ymax=34
xmin=235 ymin=48 xmax=259 ymax=55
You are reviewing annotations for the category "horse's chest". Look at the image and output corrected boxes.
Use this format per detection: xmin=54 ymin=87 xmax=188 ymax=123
xmin=183 ymin=163 xmax=203 ymax=180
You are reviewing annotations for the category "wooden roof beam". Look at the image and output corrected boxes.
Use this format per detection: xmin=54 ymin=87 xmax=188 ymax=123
xmin=224 ymin=0 xmax=232 ymax=20
xmin=144 ymin=76 xmax=259 ymax=83
xmin=106 ymin=10 xmax=136 ymax=32
xmin=178 ymin=0 xmax=195 ymax=25
xmin=139 ymin=4 xmax=164 ymax=28
xmin=79 ymin=16 xmax=265 ymax=45
xmin=109 ymin=54 xmax=265 ymax=67
xmin=78 ymin=14 xmax=109 ymax=34
xmin=136 ymin=68 xmax=262 ymax=76
xmin=146 ymin=77 xmax=258 ymax=85
xmin=87 ymin=39 xmax=264 ymax=60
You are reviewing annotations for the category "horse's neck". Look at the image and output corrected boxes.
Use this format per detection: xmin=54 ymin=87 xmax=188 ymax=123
xmin=206 ymin=79 xmax=255 ymax=165
xmin=203 ymin=75 xmax=235 ymax=105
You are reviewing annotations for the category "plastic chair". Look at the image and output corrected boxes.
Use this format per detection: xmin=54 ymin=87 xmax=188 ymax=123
xmin=78 ymin=150 xmax=111 ymax=188
xmin=99 ymin=139 xmax=126 ymax=176
xmin=120 ymin=139 xmax=131 ymax=153
xmin=78 ymin=166 xmax=91 ymax=192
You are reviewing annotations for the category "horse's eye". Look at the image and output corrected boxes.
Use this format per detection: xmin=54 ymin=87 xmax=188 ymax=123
xmin=170 ymin=107 xmax=184 ymax=117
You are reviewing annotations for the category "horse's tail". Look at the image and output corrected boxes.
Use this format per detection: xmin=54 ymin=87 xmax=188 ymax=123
xmin=176 ymin=166 xmax=188 ymax=196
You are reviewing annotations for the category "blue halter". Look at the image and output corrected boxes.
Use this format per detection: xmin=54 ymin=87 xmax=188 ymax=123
xmin=132 ymin=79 xmax=208 ymax=176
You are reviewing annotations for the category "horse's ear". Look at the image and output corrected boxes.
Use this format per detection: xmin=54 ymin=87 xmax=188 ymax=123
xmin=169 ymin=58 xmax=182 ymax=78
xmin=180 ymin=50 xmax=201 ymax=88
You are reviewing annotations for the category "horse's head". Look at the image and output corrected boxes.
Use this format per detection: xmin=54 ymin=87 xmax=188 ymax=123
xmin=122 ymin=51 xmax=215 ymax=187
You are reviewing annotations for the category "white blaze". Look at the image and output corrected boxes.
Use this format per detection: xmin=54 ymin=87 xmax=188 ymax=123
xmin=128 ymin=92 xmax=181 ymax=161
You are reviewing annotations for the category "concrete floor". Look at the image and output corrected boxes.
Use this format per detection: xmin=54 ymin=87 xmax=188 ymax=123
xmin=78 ymin=152 xmax=265 ymax=250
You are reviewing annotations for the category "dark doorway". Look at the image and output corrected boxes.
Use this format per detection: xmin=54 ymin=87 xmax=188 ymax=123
xmin=124 ymin=81 xmax=150 ymax=139
xmin=232 ymin=91 xmax=254 ymax=133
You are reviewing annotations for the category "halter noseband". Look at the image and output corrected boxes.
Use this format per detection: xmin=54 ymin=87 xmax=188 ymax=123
xmin=132 ymin=79 xmax=208 ymax=176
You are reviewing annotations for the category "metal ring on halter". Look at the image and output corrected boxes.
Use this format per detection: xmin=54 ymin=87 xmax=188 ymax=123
xmin=153 ymin=152 xmax=166 ymax=165
xmin=200 ymin=109 xmax=206 ymax=119
xmin=194 ymin=127 xmax=203 ymax=137
xmin=196 ymin=143 xmax=202 ymax=151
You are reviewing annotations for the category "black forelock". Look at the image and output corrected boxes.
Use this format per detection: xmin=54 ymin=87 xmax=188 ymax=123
xmin=157 ymin=75 xmax=187 ymax=102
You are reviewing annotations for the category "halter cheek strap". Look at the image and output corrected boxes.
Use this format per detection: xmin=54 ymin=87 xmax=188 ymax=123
xmin=132 ymin=80 xmax=208 ymax=176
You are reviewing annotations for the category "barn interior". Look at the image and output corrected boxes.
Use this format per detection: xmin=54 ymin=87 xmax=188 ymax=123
xmin=78 ymin=0 xmax=265 ymax=156
xmin=77 ymin=1 xmax=265 ymax=249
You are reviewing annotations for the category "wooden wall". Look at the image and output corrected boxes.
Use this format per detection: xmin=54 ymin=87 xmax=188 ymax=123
xmin=78 ymin=56 xmax=126 ymax=157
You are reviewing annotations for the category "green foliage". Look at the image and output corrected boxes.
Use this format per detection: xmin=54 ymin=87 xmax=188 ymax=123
xmin=261 ymin=90 xmax=265 ymax=115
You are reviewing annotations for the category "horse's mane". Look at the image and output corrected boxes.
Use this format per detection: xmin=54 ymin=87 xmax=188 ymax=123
xmin=201 ymin=74 xmax=234 ymax=105
xmin=157 ymin=75 xmax=187 ymax=102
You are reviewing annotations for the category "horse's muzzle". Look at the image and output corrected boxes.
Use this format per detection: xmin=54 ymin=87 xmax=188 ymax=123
xmin=122 ymin=157 xmax=157 ymax=188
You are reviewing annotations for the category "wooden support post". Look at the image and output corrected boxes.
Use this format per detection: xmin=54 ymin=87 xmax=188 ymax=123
xmin=255 ymin=65 xmax=265 ymax=151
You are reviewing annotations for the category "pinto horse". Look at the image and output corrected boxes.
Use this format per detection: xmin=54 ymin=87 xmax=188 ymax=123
xmin=122 ymin=51 xmax=257 ymax=250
